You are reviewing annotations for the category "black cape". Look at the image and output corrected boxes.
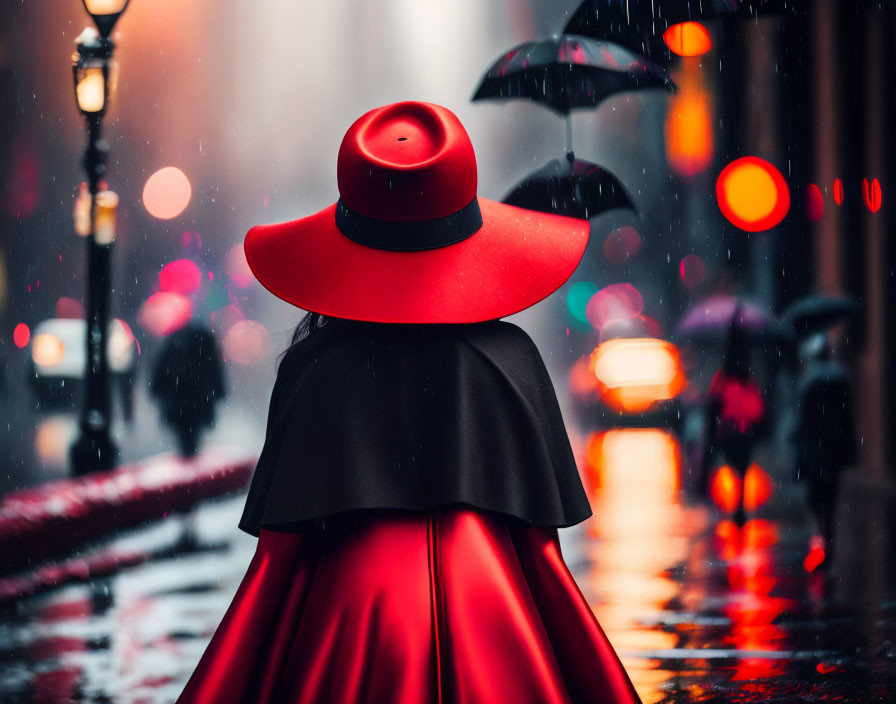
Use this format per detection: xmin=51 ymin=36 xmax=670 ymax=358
xmin=239 ymin=318 xmax=592 ymax=535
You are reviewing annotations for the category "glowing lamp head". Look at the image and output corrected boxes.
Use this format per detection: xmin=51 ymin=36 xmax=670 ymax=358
xmin=72 ymin=28 xmax=110 ymax=116
xmin=663 ymin=22 xmax=712 ymax=57
xmin=74 ymin=65 xmax=106 ymax=115
xmin=82 ymin=0 xmax=130 ymax=39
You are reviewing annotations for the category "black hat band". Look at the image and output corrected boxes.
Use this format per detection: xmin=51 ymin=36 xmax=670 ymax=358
xmin=335 ymin=197 xmax=483 ymax=252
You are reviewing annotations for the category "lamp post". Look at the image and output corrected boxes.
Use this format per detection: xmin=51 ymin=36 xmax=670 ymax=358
xmin=69 ymin=0 xmax=129 ymax=475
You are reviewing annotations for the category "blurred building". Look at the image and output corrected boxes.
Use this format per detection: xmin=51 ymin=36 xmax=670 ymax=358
xmin=0 ymin=0 xmax=893 ymax=485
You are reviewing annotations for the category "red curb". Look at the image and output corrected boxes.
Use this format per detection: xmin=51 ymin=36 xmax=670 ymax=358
xmin=0 ymin=448 xmax=256 ymax=575
xmin=0 ymin=547 xmax=149 ymax=605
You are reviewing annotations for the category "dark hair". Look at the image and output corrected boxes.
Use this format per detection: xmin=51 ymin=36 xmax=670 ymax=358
xmin=277 ymin=312 xmax=328 ymax=368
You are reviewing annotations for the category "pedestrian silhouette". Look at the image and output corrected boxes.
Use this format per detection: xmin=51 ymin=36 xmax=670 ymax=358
xmin=793 ymin=334 xmax=857 ymax=567
xmin=704 ymin=308 xmax=766 ymax=524
xmin=150 ymin=323 xmax=226 ymax=457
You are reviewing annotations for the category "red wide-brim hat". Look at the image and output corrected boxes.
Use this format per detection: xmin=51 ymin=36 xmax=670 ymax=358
xmin=245 ymin=101 xmax=589 ymax=324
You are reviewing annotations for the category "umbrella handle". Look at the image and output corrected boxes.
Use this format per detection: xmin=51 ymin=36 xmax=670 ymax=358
xmin=565 ymin=114 xmax=574 ymax=161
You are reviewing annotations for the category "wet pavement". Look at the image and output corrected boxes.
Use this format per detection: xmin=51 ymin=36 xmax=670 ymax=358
xmin=0 ymin=430 xmax=894 ymax=703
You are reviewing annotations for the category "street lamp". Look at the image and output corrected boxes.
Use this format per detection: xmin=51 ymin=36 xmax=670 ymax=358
xmin=82 ymin=0 xmax=130 ymax=41
xmin=68 ymin=3 xmax=129 ymax=474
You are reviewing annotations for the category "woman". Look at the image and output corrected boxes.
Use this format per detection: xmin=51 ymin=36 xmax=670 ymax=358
xmin=177 ymin=101 xmax=640 ymax=704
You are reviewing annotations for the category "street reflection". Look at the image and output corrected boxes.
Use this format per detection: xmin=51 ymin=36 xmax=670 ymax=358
xmin=716 ymin=519 xmax=792 ymax=682
xmin=28 ymin=595 xmax=90 ymax=703
xmin=1 ymin=438 xmax=895 ymax=702
xmin=582 ymin=428 xmax=696 ymax=703
xmin=576 ymin=428 xmax=854 ymax=702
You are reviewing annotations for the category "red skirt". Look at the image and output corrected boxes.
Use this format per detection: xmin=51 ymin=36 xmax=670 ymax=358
xmin=177 ymin=508 xmax=640 ymax=704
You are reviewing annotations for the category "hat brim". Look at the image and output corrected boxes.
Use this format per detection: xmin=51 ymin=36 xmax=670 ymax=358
xmin=244 ymin=198 xmax=589 ymax=324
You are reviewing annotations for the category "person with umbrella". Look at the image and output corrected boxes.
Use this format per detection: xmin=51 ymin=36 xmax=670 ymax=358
xmin=472 ymin=33 xmax=671 ymax=219
xmin=177 ymin=102 xmax=641 ymax=704
xmin=676 ymin=296 xmax=776 ymax=506
xmin=791 ymin=333 xmax=858 ymax=570
xmin=703 ymin=308 xmax=767 ymax=524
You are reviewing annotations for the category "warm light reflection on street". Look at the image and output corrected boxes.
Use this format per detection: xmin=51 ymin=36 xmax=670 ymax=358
xmin=583 ymin=429 xmax=693 ymax=703
xmin=572 ymin=428 xmax=869 ymax=703
xmin=717 ymin=519 xmax=793 ymax=683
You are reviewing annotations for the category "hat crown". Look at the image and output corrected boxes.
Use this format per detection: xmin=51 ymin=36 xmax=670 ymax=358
xmin=337 ymin=102 xmax=478 ymax=222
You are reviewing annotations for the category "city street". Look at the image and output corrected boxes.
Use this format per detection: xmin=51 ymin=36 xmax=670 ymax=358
xmin=1 ymin=433 xmax=893 ymax=703
xmin=3 ymin=1 xmax=896 ymax=701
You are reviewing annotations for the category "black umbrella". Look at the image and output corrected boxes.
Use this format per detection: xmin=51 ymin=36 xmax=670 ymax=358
xmin=563 ymin=0 xmax=796 ymax=63
xmin=562 ymin=0 xmax=672 ymax=63
xmin=781 ymin=295 xmax=859 ymax=336
xmin=472 ymin=34 xmax=672 ymax=117
xmin=502 ymin=154 xmax=636 ymax=220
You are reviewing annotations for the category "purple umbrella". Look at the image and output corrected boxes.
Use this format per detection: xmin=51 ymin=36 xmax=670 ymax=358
xmin=676 ymin=296 xmax=780 ymax=342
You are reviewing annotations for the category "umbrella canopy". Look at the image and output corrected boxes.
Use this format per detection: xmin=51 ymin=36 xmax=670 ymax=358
xmin=472 ymin=34 xmax=673 ymax=116
xmin=781 ymin=295 xmax=859 ymax=336
xmin=502 ymin=155 xmax=636 ymax=220
xmin=562 ymin=0 xmax=672 ymax=63
xmin=676 ymin=295 xmax=780 ymax=342
xmin=563 ymin=0 xmax=796 ymax=63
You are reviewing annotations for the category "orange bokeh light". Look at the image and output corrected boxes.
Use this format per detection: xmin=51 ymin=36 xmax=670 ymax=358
xmin=569 ymin=356 xmax=599 ymax=395
xmin=710 ymin=464 xmax=742 ymax=513
xmin=223 ymin=320 xmax=270 ymax=365
xmin=710 ymin=463 xmax=774 ymax=514
xmin=35 ymin=416 xmax=76 ymax=466
xmin=589 ymin=338 xmax=686 ymax=413
xmin=665 ymin=59 xmax=714 ymax=177
xmin=663 ymin=22 xmax=712 ymax=57
xmin=743 ymin=463 xmax=773 ymax=512
xmin=31 ymin=333 xmax=66 ymax=368
xmin=142 ymin=166 xmax=192 ymax=220
xmin=717 ymin=157 xmax=790 ymax=232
